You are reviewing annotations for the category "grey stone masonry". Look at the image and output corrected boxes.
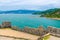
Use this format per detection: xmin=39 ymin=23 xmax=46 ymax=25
xmin=47 ymin=26 xmax=60 ymax=37
xmin=0 ymin=22 xmax=11 ymax=28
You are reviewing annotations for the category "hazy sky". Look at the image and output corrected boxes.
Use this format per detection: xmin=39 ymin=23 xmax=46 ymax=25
xmin=0 ymin=0 xmax=60 ymax=11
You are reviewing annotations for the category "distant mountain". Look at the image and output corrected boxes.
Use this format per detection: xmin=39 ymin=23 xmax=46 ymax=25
xmin=0 ymin=10 xmax=39 ymax=14
xmin=33 ymin=8 xmax=60 ymax=18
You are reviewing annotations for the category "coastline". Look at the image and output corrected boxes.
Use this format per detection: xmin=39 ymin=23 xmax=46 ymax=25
xmin=39 ymin=16 xmax=60 ymax=20
xmin=51 ymin=18 xmax=60 ymax=20
xmin=43 ymin=17 xmax=60 ymax=20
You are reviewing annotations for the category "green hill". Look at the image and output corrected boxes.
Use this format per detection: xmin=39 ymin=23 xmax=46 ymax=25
xmin=33 ymin=8 xmax=60 ymax=18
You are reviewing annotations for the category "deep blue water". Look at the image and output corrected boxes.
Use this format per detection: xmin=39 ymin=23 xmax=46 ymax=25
xmin=0 ymin=14 xmax=60 ymax=29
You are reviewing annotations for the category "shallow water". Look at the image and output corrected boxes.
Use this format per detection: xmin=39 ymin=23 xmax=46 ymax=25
xmin=0 ymin=14 xmax=60 ymax=29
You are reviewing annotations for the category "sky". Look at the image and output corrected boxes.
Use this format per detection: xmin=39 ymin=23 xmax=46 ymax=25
xmin=0 ymin=0 xmax=60 ymax=11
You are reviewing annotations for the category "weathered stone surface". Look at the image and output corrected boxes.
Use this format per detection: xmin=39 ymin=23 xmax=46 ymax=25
xmin=0 ymin=25 xmax=1 ymax=28
xmin=1 ymin=22 xmax=11 ymax=28
xmin=22 ymin=26 xmax=48 ymax=36
xmin=38 ymin=26 xmax=44 ymax=31
xmin=47 ymin=26 xmax=60 ymax=37
xmin=11 ymin=26 xmax=21 ymax=31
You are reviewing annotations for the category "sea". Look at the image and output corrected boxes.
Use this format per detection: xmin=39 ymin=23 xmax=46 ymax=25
xmin=0 ymin=14 xmax=60 ymax=29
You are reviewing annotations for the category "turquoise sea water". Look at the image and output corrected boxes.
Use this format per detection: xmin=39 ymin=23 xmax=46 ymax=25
xmin=0 ymin=14 xmax=60 ymax=29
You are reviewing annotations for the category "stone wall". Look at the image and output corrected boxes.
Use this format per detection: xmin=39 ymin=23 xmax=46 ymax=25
xmin=0 ymin=22 xmax=11 ymax=28
xmin=2 ymin=22 xmax=11 ymax=28
xmin=21 ymin=26 xmax=48 ymax=36
xmin=47 ymin=26 xmax=60 ymax=37
xmin=0 ymin=25 xmax=1 ymax=28
xmin=1 ymin=22 xmax=60 ymax=37
xmin=11 ymin=26 xmax=21 ymax=31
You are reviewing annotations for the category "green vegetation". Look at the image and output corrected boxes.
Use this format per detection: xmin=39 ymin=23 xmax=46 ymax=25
xmin=43 ymin=35 xmax=50 ymax=40
xmin=33 ymin=8 xmax=60 ymax=18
